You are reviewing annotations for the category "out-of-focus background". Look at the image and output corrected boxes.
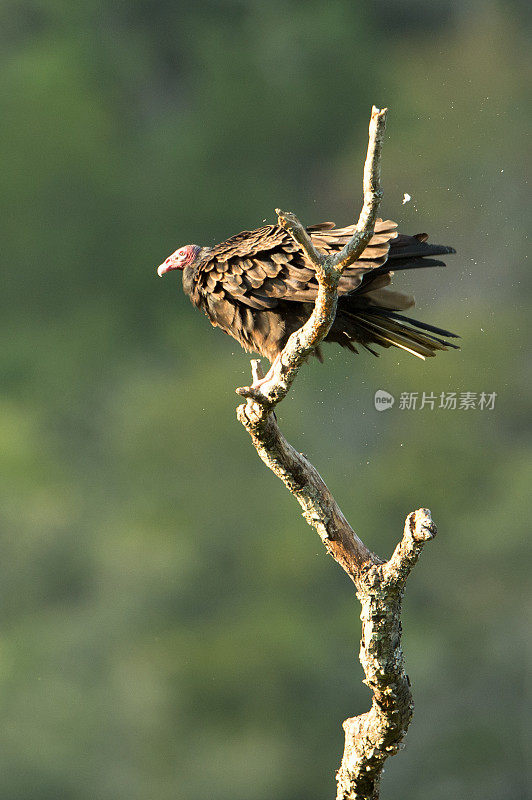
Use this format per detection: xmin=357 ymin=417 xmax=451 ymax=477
xmin=1 ymin=1 xmax=530 ymax=798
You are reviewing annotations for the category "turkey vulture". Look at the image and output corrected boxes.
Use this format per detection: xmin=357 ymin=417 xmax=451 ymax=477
xmin=157 ymin=219 xmax=458 ymax=361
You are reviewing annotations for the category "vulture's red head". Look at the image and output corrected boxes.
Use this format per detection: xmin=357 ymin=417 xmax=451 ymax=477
xmin=157 ymin=245 xmax=200 ymax=276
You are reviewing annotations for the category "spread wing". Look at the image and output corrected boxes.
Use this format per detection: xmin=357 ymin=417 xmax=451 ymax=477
xmin=194 ymin=219 xmax=398 ymax=311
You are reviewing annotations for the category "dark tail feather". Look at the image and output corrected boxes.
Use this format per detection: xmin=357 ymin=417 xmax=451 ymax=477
xmin=369 ymin=307 xmax=460 ymax=341
xmin=371 ymin=256 xmax=448 ymax=274
xmin=326 ymin=232 xmax=459 ymax=360
xmin=389 ymin=234 xmax=456 ymax=260
xmin=389 ymin=243 xmax=457 ymax=260
xmin=370 ymin=234 xmax=456 ymax=275
xmin=332 ymin=307 xmax=460 ymax=360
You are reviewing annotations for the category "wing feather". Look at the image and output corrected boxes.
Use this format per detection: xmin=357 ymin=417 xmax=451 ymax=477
xmin=194 ymin=219 xmax=399 ymax=314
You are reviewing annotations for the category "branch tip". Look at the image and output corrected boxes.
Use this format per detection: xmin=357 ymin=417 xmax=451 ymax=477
xmin=409 ymin=508 xmax=437 ymax=542
xmin=250 ymin=359 xmax=265 ymax=383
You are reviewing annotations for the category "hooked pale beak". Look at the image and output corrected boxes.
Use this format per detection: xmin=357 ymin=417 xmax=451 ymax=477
xmin=157 ymin=256 xmax=177 ymax=277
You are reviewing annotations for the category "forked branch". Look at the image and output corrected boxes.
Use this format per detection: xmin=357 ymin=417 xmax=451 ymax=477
xmin=235 ymin=107 xmax=436 ymax=800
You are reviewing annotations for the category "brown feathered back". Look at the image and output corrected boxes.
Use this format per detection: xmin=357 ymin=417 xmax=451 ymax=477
xmin=181 ymin=219 xmax=458 ymax=361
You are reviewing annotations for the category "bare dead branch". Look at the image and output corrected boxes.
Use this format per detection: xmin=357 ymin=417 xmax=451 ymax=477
xmin=236 ymin=404 xmax=380 ymax=575
xmin=235 ymin=107 xmax=436 ymax=799
xmin=334 ymin=105 xmax=387 ymax=270
xmin=274 ymin=209 xmax=324 ymax=272
xmin=236 ymin=105 xmax=387 ymax=406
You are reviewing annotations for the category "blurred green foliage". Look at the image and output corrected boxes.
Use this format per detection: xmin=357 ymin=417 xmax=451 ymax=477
xmin=0 ymin=1 xmax=530 ymax=798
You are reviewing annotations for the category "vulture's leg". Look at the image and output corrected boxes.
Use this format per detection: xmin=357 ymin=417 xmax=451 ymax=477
xmin=247 ymin=357 xmax=278 ymax=422
xmin=250 ymin=354 xmax=282 ymax=390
